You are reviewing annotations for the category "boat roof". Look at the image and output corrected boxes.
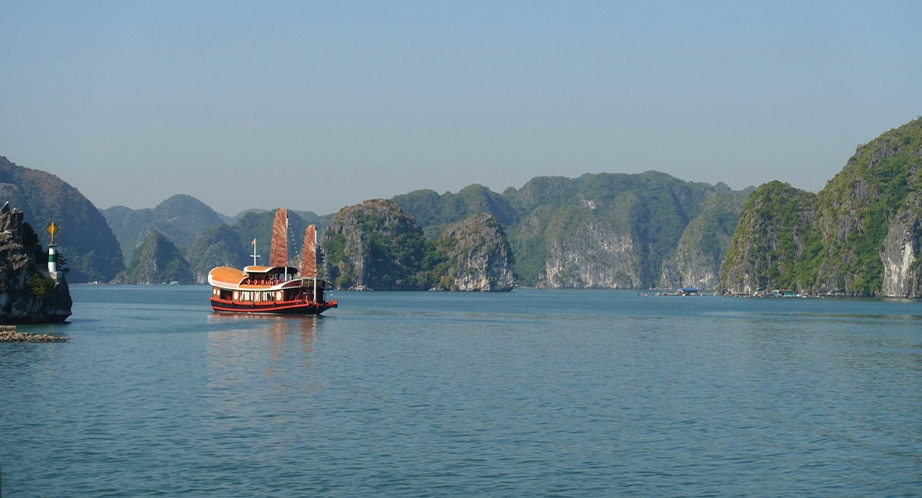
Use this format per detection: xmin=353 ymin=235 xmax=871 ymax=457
xmin=244 ymin=265 xmax=298 ymax=274
xmin=209 ymin=265 xmax=303 ymax=287
xmin=209 ymin=267 xmax=248 ymax=287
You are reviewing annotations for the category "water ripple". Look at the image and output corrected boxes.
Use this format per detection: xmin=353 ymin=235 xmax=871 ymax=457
xmin=1 ymin=287 xmax=921 ymax=496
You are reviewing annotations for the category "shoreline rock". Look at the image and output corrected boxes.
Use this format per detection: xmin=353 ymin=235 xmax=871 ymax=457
xmin=0 ymin=202 xmax=73 ymax=323
xmin=0 ymin=329 xmax=69 ymax=342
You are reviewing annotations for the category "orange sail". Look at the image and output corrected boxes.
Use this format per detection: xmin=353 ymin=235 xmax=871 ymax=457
xmin=270 ymin=208 xmax=288 ymax=267
xmin=301 ymin=225 xmax=317 ymax=278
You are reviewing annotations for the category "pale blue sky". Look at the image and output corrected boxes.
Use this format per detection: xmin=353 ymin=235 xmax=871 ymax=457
xmin=2 ymin=1 xmax=920 ymax=216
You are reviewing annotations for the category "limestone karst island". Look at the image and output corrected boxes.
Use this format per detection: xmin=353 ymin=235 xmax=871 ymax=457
xmin=1 ymin=116 xmax=922 ymax=300
xmin=0 ymin=201 xmax=71 ymax=341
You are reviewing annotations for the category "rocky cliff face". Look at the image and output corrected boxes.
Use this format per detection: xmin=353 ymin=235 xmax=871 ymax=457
xmin=435 ymin=213 xmax=515 ymax=291
xmin=538 ymin=206 xmax=642 ymax=288
xmin=718 ymin=182 xmax=815 ymax=295
xmin=321 ymin=200 xmax=439 ymax=290
xmin=0 ymin=202 xmax=72 ymax=323
xmin=185 ymin=224 xmax=249 ymax=284
xmin=112 ymin=231 xmax=193 ymax=285
xmin=717 ymin=116 xmax=922 ymax=297
xmin=392 ymin=173 xmax=748 ymax=289
xmin=504 ymin=172 xmax=735 ymax=288
xmin=806 ymin=118 xmax=922 ymax=296
xmin=879 ymin=193 xmax=922 ymax=297
xmin=660 ymin=189 xmax=752 ymax=291
xmin=320 ymin=200 xmax=516 ymax=291
xmin=0 ymin=156 xmax=123 ymax=282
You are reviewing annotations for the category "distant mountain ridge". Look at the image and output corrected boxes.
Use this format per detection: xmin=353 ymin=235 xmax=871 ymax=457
xmin=101 ymin=194 xmax=225 ymax=264
xmin=15 ymin=114 xmax=922 ymax=295
xmin=112 ymin=231 xmax=194 ymax=285
xmin=394 ymin=171 xmax=747 ymax=289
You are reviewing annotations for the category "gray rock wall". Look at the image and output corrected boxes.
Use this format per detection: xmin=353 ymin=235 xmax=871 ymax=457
xmin=0 ymin=202 xmax=72 ymax=324
xmin=541 ymin=221 xmax=641 ymax=289
xmin=437 ymin=213 xmax=515 ymax=291
xmin=879 ymin=194 xmax=922 ymax=297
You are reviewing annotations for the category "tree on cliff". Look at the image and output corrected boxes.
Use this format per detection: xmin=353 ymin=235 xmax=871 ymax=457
xmin=0 ymin=202 xmax=72 ymax=323
xmin=320 ymin=200 xmax=444 ymax=290
xmin=718 ymin=116 xmax=922 ymax=297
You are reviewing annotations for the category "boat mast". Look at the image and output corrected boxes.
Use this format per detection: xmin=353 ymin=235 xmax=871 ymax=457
xmin=313 ymin=227 xmax=317 ymax=300
xmin=284 ymin=214 xmax=289 ymax=281
xmin=251 ymin=238 xmax=259 ymax=266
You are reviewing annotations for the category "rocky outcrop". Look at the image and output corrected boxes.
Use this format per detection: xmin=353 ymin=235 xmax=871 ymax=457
xmin=504 ymin=172 xmax=737 ymax=288
xmin=718 ymin=182 xmax=815 ymax=295
xmin=660 ymin=189 xmax=752 ymax=291
xmin=807 ymin=119 xmax=922 ymax=296
xmin=320 ymin=201 xmax=517 ymax=291
xmin=391 ymin=173 xmax=748 ymax=289
xmin=0 ymin=328 xmax=68 ymax=342
xmin=0 ymin=156 xmax=124 ymax=282
xmin=185 ymin=224 xmax=249 ymax=284
xmin=435 ymin=213 xmax=515 ymax=291
xmin=0 ymin=202 xmax=72 ymax=324
xmin=111 ymin=231 xmax=193 ymax=284
xmin=539 ymin=207 xmax=642 ymax=289
xmin=321 ymin=200 xmax=439 ymax=290
xmin=879 ymin=194 xmax=922 ymax=297
xmin=718 ymin=116 xmax=922 ymax=297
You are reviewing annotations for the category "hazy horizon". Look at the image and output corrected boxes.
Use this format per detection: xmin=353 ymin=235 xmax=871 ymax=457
xmin=2 ymin=1 xmax=921 ymax=215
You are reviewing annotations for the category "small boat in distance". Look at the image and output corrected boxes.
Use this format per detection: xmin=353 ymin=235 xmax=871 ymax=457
xmin=208 ymin=208 xmax=338 ymax=315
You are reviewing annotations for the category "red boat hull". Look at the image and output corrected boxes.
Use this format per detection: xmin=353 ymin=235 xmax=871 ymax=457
xmin=210 ymin=298 xmax=338 ymax=315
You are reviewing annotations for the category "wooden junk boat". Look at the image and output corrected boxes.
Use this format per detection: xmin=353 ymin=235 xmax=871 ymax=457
xmin=208 ymin=208 xmax=338 ymax=315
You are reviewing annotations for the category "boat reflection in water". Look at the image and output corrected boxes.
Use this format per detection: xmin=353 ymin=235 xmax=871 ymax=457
xmin=207 ymin=313 xmax=319 ymax=354
xmin=207 ymin=314 xmax=323 ymax=395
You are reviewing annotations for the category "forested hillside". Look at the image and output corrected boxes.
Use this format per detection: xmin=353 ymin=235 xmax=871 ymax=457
xmin=395 ymin=172 xmax=746 ymax=289
xmin=102 ymin=194 xmax=225 ymax=264
xmin=0 ymin=157 xmax=123 ymax=282
xmin=719 ymin=116 xmax=922 ymax=296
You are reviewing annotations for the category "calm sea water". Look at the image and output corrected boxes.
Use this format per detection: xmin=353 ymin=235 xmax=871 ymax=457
xmin=1 ymin=286 xmax=921 ymax=497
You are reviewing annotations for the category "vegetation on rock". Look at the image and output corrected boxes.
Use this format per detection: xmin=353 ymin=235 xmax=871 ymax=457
xmin=185 ymin=224 xmax=250 ymax=283
xmin=393 ymin=172 xmax=746 ymax=289
xmin=719 ymin=182 xmax=816 ymax=294
xmin=0 ymin=156 xmax=123 ymax=282
xmin=102 ymin=194 xmax=225 ymax=265
xmin=719 ymin=116 xmax=922 ymax=296
xmin=660 ymin=188 xmax=753 ymax=290
xmin=321 ymin=200 xmax=445 ymax=290
xmin=504 ymin=173 xmax=735 ymax=287
xmin=393 ymin=184 xmax=518 ymax=239
xmin=434 ymin=213 xmax=515 ymax=291
xmin=112 ymin=231 xmax=193 ymax=285
xmin=0 ymin=202 xmax=72 ymax=323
